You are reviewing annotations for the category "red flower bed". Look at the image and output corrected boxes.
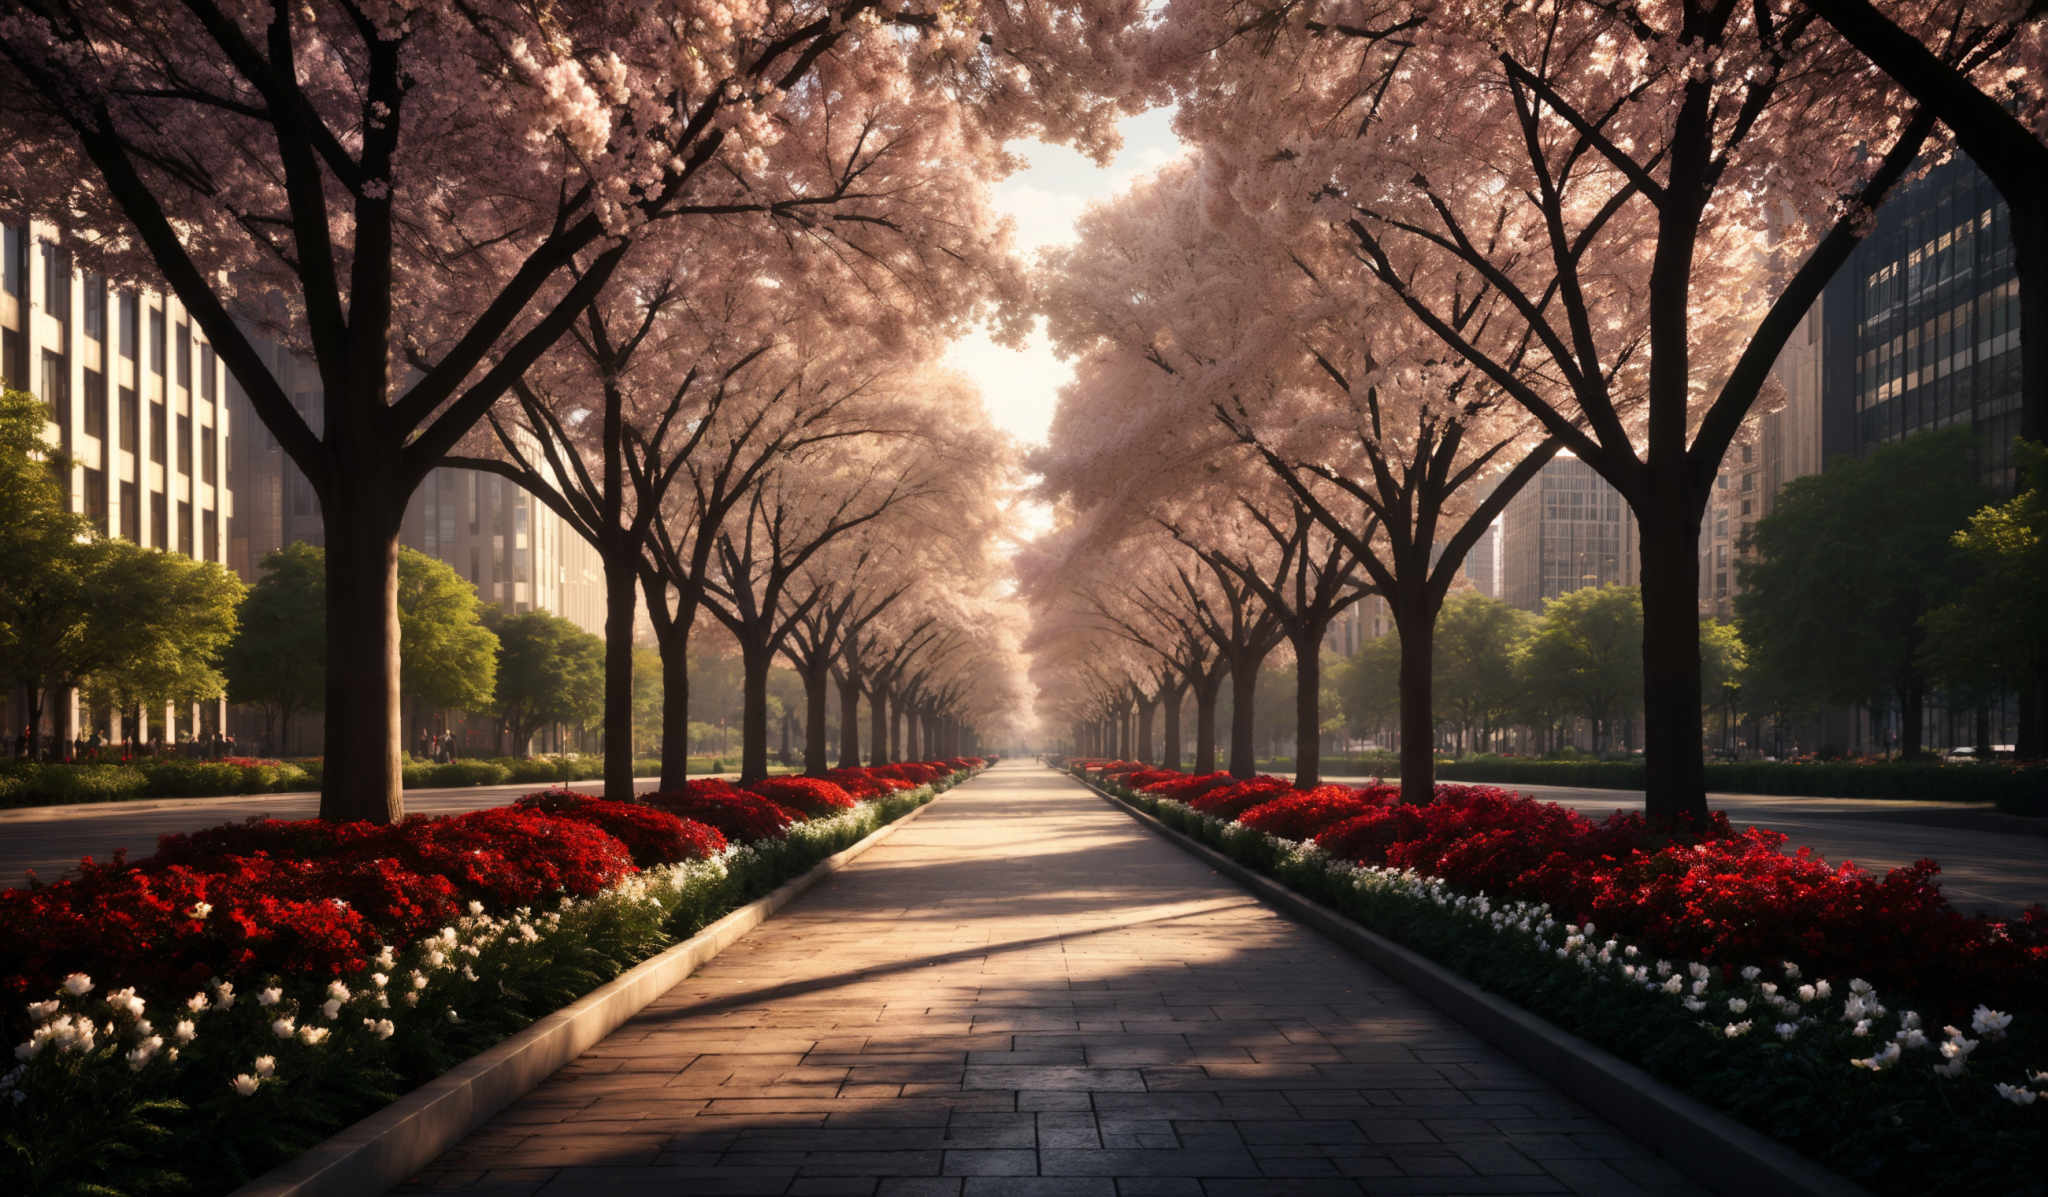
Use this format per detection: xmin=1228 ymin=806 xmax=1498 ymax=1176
xmin=1186 ymin=775 xmax=1293 ymax=820
xmin=748 ymin=776 xmax=858 ymax=817
xmin=1120 ymin=768 xmax=1184 ymax=790
xmin=642 ymin=785 xmax=801 ymax=842
xmin=514 ymin=789 xmax=727 ymax=866
xmin=1145 ymin=771 xmax=1232 ymax=804
xmin=1301 ymin=784 xmax=2048 ymax=1015
xmin=1236 ymin=784 xmax=1396 ymax=841
xmin=824 ymin=768 xmax=915 ymax=799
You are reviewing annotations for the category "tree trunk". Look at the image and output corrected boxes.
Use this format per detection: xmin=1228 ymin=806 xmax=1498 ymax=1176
xmin=1136 ymin=696 xmax=1156 ymax=764
xmin=869 ymin=681 xmax=889 ymax=765
xmin=657 ymin=625 xmax=691 ymax=790
xmin=889 ymin=705 xmax=903 ymax=762
xmin=319 ymin=501 xmax=404 ymax=822
xmin=1191 ymin=674 xmax=1221 ymax=773
xmin=837 ymin=672 xmax=861 ymax=767
xmin=1227 ymin=659 xmax=1260 ymax=779
xmin=803 ymin=660 xmax=831 ymax=776
xmin=1898 ymin=678 xmax=1927 ymax=760
xmin=905 ymin=708 xmax=921 ymax=760
xmin=1159 ymin=682 xmax=1182 ymax=771
xmin=1293 ymin=633 xmax=1322 ymax=789
xmin=738 ymin=638 xmax=772 ymax=783
xmin=600 ymin=548 xmax=637 ymax=801
xmin=1637 ymin=501 xmax=1710 ymax=824
xmin=1393 ymin=596 xmax=1436 ymax=806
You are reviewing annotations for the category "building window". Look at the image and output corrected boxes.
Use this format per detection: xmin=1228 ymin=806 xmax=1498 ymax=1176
xmin=118 ymin=386 xmax=137 ymax=452
xmin=1 ymin=326 xmax=23 ymax=390
xmin=199 ymin=343 xmax=216 ymax=407
xmin=82 ymin=275 xmax=104 ymax=341
xmin=1 ymin=225 xmax=24 ymax=296
xmin=149 ymin=308 xmax=166 ymax=376
xmin=175 ymin=500 xmax=189 ymax=554
xmin=175 ymin=321 xmax=190 ymax=390
xmin=83 ymin=468 xmax=106 ymax=533
xmin=149 ymin=399 xmax=166 ymax=464
xmin=203 ymin=508 xmax=218 ymax=562
xmin=120 ymin=481 xmax=138 ymax=541
xmin=83 ymin=369 xmax=106 ymax=439
xmin=119 ymin=292 xmax=139 ymax=359
xmin=150 ymin=497 xmax=166 ymax=549
xmin=40 ymin=350 xmax=67 ymax=422
xmin=177 ymin=413 xmax=191 ymax=474
xmin=40 ymin=243 xmax=69 ymax=320
xmin=202 ymin=432 xmax=217 ymax=484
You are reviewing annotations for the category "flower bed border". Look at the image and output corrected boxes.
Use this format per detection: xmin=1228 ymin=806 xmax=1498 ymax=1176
xmin=227 ymin=781 xmax=956 ymax=1197
xmin=1068 ymin=767 xmax=1868 ymax=1197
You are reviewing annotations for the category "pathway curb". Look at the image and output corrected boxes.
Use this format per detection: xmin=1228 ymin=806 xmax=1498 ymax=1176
xmin=1071 ymin=770 xmax=1870 ymax=1197
xmin=229 ymin=786 xmax=956 ymax=1197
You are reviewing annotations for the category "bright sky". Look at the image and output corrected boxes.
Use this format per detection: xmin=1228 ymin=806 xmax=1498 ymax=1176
xmin=945 ymin=108 xmax=1187 ymax=541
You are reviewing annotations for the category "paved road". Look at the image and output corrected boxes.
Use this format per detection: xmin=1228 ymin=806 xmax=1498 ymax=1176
xmin=394 ymin=761 xmax=1697 ymax=1197
xmin=0 ymin=778 xmax=665 ymax=888
xmin=1325 ymin=776 xmax=2048 ymax=916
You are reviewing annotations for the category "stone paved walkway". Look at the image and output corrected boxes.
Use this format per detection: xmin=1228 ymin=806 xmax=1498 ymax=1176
xmin=395 ymin=762 xmax=1700 ymax=1197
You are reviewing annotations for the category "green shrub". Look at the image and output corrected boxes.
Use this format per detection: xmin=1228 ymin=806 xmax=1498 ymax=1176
xmin=1428 ymin=756 xmax=2046 ymax=810
xmin=426 ymin=759 xmax=511 ymax=787
xmin=0 ymin=763 xmax=151 ymax=806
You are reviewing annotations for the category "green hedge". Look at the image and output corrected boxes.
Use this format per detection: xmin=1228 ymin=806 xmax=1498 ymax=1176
xmin=1427 ymin=757 xmax=2047 ymax=815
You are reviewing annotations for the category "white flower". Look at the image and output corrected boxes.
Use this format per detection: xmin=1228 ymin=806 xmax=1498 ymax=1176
xmin=1782 ymin=962 xmax=1800 ymax=979
xmin=25 ymin=1001 xmax=59 ymax=1022
xmin=60 ymin=975 xmax=92 ymax=997
xmin=1851 ymin=1043 xmax=1901 ymax=1071
xmin=257 ymin=987 xmax=283 ymax=1008
xmin=297 ymin=1026 xmax=330 ymax=1046
xmin=186 ymin=993 xmax=209 ymax=1013
xmin=403 ymin=991 xmax=420 ymax=1007
xmin=1682 ymin=997 xmax=1706 ymax=1014
xmin=1814 ymin=980 xmax=1832 ymax=999
xmin=425 ymin=949 xmax=447 ymax=968
xmin=321 ymin=999 xmax=342 ymax=1020
xmin=1896 ymin=1028 xmax=1928 ymax=1050
xmin=1662 ymin=975 xmax=1685 ymax=996
xmin=325 ymin=981 xmax=351 ymax=1003
xmin=105 ymin=988 xmax=145 ymax=1018
xmin=374 ymin=946 xmax=396 ymax=970
xmin=270 ymin=1017 xmax=296 ymax=1039
xmin=461 ymin=966 xmax=479 ymax=982
xmin=370 ymin=973 xmax=389 ymax=990
xmin=214 ymin=982 xmax=237 ymax=1010
xmin=467 ymin=901 xmax=484 ymax=916
xmin=230 ymin=1074 xmax=261 ymax=1096
xmin=1970 ymin=1006 xmax=2012 ymax=1039
xmin=1849 ymin=978 xmax=1872 ymax=996
xmin=1851 ymin=1019 xmax=1872 ymax=1037
xmin=1727 ymin=999 xmax=1749 ymax=1015
xmin=1775 ymin=1023 xmax=1799 ymax=1040
xmin=410 ymin=971 xmax=427 ymax=990
xmin=364 ymin=1018 xmax=395 ymax=1040
xmin=1688 ymin=961 xmax=1710 ymax=981
xmin=1724 ymin=1021 xmax=1752 ymax=1039
xmin=1940 ymin=1036 xmax=1978 ymax=1061
xmin=1740 ymin=965 xmax=1761 ymax=982
xmin=173 ymin=1020 xmax=197 ymax=1044
xmin=1797 ymin=984 xmax=1817 ymax=1003
xmin=125 ymin=1036 xmax=164 ymax=1071
xmin=189 ymin=902 xmax=212 ymax=920
xmin=1993 ymin=1083 xmax=2038 ymax=1105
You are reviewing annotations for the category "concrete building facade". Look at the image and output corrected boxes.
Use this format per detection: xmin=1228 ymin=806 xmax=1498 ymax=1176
xmin=1 ymin=219 xmax=233 ymax=746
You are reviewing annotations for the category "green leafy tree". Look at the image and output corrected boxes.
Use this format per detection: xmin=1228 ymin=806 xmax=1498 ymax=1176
xmin=398 ymin=548 xmax=497 ymax=716
xmin=1518 ymin=586 xmax=1643 ymax=753
xmin=1336 ymin=634 xmax=1401 ymax=746
xmin=0 ymin=387 xmax=87 ymax=756
xmin=82 ymin=541 xmax=243 ymax=714
xmin=631 ymin=646 xmax=664 ymax=758
xmin=221 ymin=544 xmax=329 ymax=755
xmin=1738 ymin=430 xmax=1990 ymax=758
xmin=1921 ymin=442 xmax=2048 ymax=757
xmin=1433 ymin=593 xmax=1533 ymax=753
xmin=1698 ymin=618 xmax=1748 ymax=754
xmin=493 ymin=611 xmax=603 ymax=755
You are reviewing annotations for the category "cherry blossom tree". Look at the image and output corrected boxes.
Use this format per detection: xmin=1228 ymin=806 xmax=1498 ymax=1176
xmin=0 ymin=0 xmax=1137 ymax=820
xmin=1157 ymin=0 xmax=1935 ymax=820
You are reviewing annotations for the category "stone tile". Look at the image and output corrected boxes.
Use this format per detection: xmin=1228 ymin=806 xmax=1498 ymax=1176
xmin=395 ymin=767 xmax=1670 ymax=1197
